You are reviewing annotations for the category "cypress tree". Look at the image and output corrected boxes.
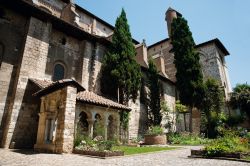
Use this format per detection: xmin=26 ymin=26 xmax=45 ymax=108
xmin=170 ymin=16 xmax=204 ymax=132
xmin=101 ymin=9 xmax=141 ymax=105
xmin=101 ymin=9 xmax=141 ymax=135
xmin=147 ymin=59 xmax=162 ymax=126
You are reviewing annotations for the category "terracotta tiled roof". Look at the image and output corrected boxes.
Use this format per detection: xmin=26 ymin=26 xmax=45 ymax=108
xmin=29 ymin=78 xmax=53 ymax=88
xmin=31 ymin=79 xmax=85 ymax=97
xmin=77 ymin=91 xmax=131 ymax=111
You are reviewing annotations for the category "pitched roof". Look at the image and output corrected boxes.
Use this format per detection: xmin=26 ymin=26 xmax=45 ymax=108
xmin=30 ymin=78 xmax=130 ymax=111
xmin=148 ymin=38 xmax=170 ymax=49
xmin=31 ymin=79 xmax=85 ymax=97
xmin=77 ymin=91 xmax=131 ymax=111
xmin=195 ymin=38 xmax=230 ymax=56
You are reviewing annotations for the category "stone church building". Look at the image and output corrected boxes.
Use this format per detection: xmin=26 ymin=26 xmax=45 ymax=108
xmin=0 ymin=0 xmax=232 ymax=153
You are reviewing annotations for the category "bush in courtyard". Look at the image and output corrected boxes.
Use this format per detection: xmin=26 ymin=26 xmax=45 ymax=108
xmin=204 ymin=133 xmax=250 ymax=157
xmin=146 ymin=126 xmax=164 ymax=135
xmin=168 ymin=132 xmax=211 ymax=145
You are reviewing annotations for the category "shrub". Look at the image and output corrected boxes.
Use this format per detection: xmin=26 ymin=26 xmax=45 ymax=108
xmin=74 ymin=134 xmax=86 ymax=147
xmin=97 ymin=140 xmax=114 ymax=151
xmin=204 ymin=135 xmax=250 ymax=157
xmin=147 ymin=126 xmax=163 ymax=135
xmin=168 ymin=132 xmax=211 ymax=145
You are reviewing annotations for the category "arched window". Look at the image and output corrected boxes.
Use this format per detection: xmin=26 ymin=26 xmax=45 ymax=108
xmin=53 ymin=63 xmax=65 ymax=81
xmin=0 ymin=43 xmax=4 ymax=67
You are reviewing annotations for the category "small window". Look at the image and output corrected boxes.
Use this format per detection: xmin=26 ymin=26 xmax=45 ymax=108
xmin=53 ymin=63 xmax=65 ymax=81
xmin=0 ymin=43 xmax=4 ymax=67
xmin=61 ymin=37 xmax=67 ymax=45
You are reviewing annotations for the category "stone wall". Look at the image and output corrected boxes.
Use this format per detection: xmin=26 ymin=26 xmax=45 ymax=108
xmin=197 ymin=43 xmax=232 ymax=100
xmin=0 ymin=7 xmax=28 ymax=147
xmin=35 ymin=86 xmax=77 ymax=153
xmin=160 ymin=80 xmax=176 ymax=132
xmin=148 ymin=40 xmax=176 ymax=82
xmin=45 ymin=29 xmax=82 ymax=82
xmin=1 ymin=16 xmax=51 ymax=148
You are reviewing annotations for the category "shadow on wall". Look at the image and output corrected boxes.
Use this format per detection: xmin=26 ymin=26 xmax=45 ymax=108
xmin=10 ymin=81 xmax=41 ymax=149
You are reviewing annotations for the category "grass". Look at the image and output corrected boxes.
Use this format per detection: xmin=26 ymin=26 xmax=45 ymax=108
xmin=168 ymin=133 xmax=211 ymax=145
xmin=113 ymin=146 xmax=177 ymax=155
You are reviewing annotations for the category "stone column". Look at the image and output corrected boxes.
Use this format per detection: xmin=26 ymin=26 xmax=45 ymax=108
xmin=35 ymin=98 xmax=46 ymax=146
xmin=61 ymin=86 xmax=77 ymax=153
xmin=104 ymin=113 xmax=110 ymax=140
xmin=87 ymin=119 xmax=94 ymax=139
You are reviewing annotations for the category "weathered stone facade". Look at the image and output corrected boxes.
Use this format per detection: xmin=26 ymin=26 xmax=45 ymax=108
xmin=0 ymin=0 xmax=232 ymax=152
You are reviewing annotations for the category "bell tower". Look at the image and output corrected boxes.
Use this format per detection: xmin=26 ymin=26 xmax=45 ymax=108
xmin=165 ymin=7 xmax=182 ymax=37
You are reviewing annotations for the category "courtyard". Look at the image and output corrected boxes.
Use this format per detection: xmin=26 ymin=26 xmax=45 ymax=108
xmin=0 ymin=146 xmax=249 ymax=166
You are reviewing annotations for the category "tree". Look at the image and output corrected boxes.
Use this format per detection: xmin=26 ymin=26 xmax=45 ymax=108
xmin=230 ymin=83 xmax=250 ymax=120
xmin=147 ymin=59 xmax=162 ymax=126
xmin=175 ymin=100 xmax=188 ymax=131
xmin=170 ymin=16 xmax=204 ymax=132
xmin=201 ymin=78 xmax=224 ymax=138
xmin=100 ymin=9 xmax=141 ymax=136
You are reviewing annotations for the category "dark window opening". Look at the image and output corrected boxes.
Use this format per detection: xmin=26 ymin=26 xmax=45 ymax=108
xmin=53 ymin=63 xmax=65 ymax=81
xmin=0 ymin=8 xmax=5 ymax=18
xmin=61 ymin=37 xmax=67 ymax=45
xmin=0 ymin=43 xmax=4 ymax=68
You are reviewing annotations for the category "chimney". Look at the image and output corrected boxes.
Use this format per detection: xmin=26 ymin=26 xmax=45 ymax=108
xmin=61 ymin=1 xmax=79 ymax=25
xmin=165 ymin=7 xmax=182 ymax=37
xmin=154 ymin=56 xmax=168 ymax=78
xmin=135 ymin=40 xmax=148 ymax=67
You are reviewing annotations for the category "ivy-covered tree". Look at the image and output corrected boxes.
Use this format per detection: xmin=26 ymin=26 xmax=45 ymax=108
xmin=147 ymin=59 xmax=162 ymax=126
xmin=101 ymin=9 xmax=141 ymax=135
xmin=170 ymin=16 xmax=204 ymax=132
xmin=201 ymin=78 xmax=224 ymax=138
xmin=230 ymin=83 xmax=250 ymax=120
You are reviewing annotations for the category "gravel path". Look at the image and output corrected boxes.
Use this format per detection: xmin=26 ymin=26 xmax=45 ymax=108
xmin=0 ymin=146 xmax=249 ymax=166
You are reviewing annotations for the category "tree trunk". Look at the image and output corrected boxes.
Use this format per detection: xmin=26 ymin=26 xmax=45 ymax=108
xmin=183 ymin=113 xmax=187 ymax=131
xmin=189 ymin=106 xmax=193 ymax=133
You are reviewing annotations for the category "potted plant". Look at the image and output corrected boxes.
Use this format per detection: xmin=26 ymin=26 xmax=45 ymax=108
xmin=144 ymin=126 xmax=167 ymax=145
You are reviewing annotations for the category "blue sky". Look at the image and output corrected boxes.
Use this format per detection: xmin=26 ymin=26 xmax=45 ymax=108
xmin=75 ymin=0 xmax=250 ymax=88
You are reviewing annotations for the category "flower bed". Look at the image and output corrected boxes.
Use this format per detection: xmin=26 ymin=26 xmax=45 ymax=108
xmin=73 ymin=149 xmax=124 ymax=158
xmin=190 ymin=149 xmax=248 ymax=159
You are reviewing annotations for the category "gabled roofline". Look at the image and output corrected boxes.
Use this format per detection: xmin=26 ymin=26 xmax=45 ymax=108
xmin=195 ymin=38 xmax=230 ymax=56
xmin=148 ymin=38 xmax=170 ymax=49
xmin=33 ymin=79 xmax=85 ymax=97
xmin=75 ymin=4 xmax=114 ymax=30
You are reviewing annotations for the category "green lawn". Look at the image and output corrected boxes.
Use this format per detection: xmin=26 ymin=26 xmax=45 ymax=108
xmin=113 ymin=146 xmax=177 ymax=155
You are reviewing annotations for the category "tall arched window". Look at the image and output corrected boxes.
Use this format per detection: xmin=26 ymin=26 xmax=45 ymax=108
xmin=0 ymin=43 xmax=4 ymax=68
xmin=53 ymin=63 xmax=65 ymax=81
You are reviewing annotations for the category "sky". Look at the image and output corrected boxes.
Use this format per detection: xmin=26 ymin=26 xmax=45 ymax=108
xmin=75 ymin=0 xmax=250 ymax=88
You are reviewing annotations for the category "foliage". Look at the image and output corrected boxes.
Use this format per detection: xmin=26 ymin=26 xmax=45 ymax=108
xmin=146 ymin=125 xmax=164 ymax=135
xmin=175 ymin=100 xmax=187 ymax=113
xmin=100 ymin=8 xmax=141 ymax=104
xmin=171 ymin=16 xmax=204 ymax=132
xmin=225 ymin=114 xmax=245 ymax=127
xmin=113 ymin=146 xmax=177 ymax=155
xmin=93 ymin=121 xmax=105 ymax=138
xmin=100 ymin=9 xmax=141 ymax=139
xmin=175 ymin=100 xmax=188 ymax=131
xmin=74 ymin=133 xmax=86 ymax=147
xmin=119 ymin=111 xmax=130 ymax=130
xmin=147 ymin=58 xmax=162 ymax=126
xmin=168 ymin=133 xmax=211 ymax=145
xmin=75 ymin=136 xmax=116 ymax=152
xmin=204 ymin=134 xmax=250 ymax=157
xmin=230 ymin=83 xmax=250 ymax=119
xmin=201 ymin=78 xmax=224 ymax=138
xmin=97 ymin=140 xmax=115 ymax=151
xmin=161 ymin=101 xmax=173 ymax=131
